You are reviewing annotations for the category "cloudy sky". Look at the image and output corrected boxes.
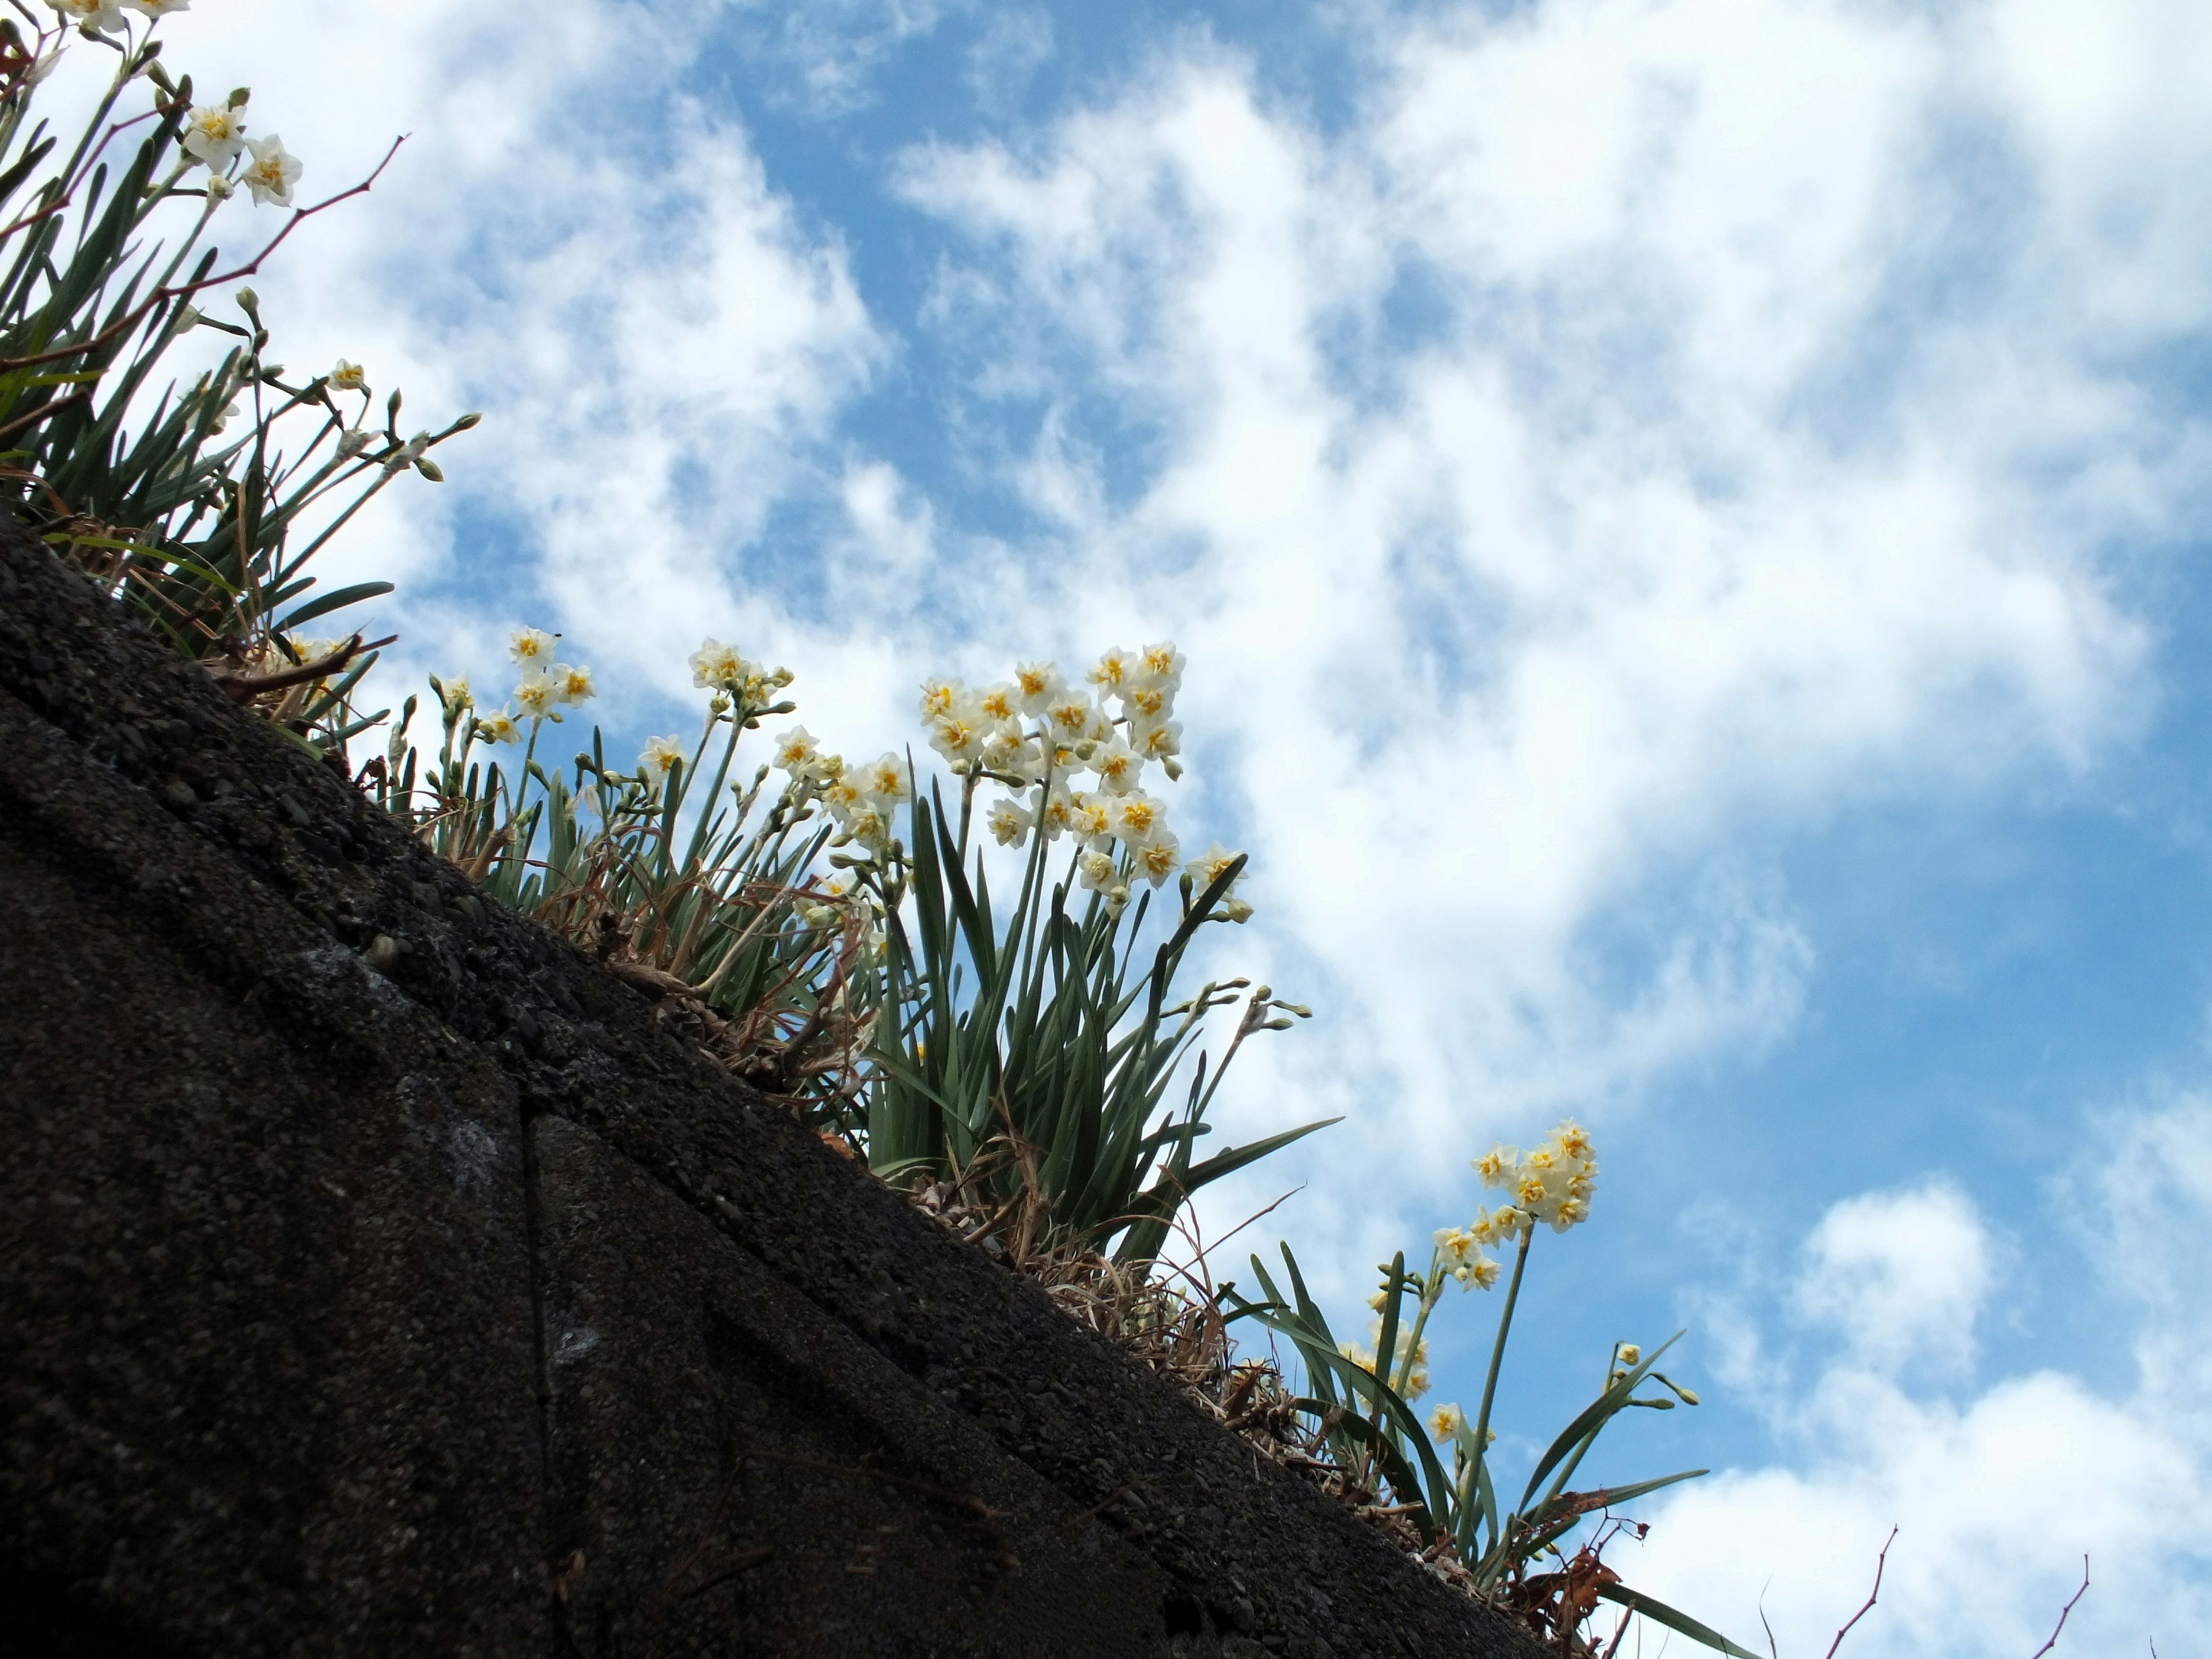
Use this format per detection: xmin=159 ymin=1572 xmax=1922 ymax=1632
xmin=93 ymin=1 xmax=2212 ymax=1650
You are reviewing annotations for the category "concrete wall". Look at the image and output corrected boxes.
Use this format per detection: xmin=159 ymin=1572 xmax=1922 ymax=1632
xmin=0 ymin=522 xmax=1541 ymax=1658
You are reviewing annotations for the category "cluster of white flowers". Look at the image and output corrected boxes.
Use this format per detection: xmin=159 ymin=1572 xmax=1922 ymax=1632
xmin=467 ymin=626 xmax=594 ymax=745
xmin=628 ymin=636 xmax=798 ymax=787
xmin=784 ymin=643 xmax=1248 ymax=919
xmin=50 ymin=0 xmax=188 ymax=33
xmin=1432 ymin=1119 xmax=1599 ymax=1289
xmin=1342 ymin=1324 xmax=1431 ymax=1402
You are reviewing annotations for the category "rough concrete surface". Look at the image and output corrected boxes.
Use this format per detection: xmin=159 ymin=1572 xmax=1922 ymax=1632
xmin=0 ymin=518 xmax=1546 ymax=1657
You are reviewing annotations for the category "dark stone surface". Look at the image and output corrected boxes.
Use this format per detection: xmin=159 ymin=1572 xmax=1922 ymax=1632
xmin=0 ymin=519 xmax=1545 ymax=1657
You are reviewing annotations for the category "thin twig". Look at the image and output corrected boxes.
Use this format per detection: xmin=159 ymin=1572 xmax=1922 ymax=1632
xmin=1824 ymin=1527 xmax=1898 ymax=1659
xmin=2026 ymin=1558 xmax=2089 ymax=1659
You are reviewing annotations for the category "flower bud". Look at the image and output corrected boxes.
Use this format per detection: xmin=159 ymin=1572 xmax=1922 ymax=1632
xmin=235 ymin=285 xmax=258 ymax=314
xmin=414 ymin=457 xmax=444 ymax=482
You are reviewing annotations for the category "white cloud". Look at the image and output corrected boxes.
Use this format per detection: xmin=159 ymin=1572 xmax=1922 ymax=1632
xmin=1796 ymin=1182 xmax=1992 ymax=1380
xmin=120 ymin=2 xmax=887 ymax=732
xmin=1631 ymin=1135 xmax=2212 ymax=1659
xmin=894 ymin=0 xmax=2184 ymax=1205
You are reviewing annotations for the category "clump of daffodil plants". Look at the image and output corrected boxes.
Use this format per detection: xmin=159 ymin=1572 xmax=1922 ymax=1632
xmin=373 ymin=631 xmax=1332 ymax=1279
xmin=1229 ymin=1120 xmax=1757 ymax=1658
xmin=5 ymin=2 xmax=471 ymax=755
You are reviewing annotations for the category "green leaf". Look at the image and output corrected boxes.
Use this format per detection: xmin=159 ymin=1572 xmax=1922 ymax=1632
xmin=275 ymin=579 xmax=394 ymax=631
xmin=1593 ymin=1584 xmax=1763 ymax=1659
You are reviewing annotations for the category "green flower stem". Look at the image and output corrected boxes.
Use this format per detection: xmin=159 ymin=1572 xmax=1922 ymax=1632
xmin=1468 ymin=1222 xmax=1536 ymax=1497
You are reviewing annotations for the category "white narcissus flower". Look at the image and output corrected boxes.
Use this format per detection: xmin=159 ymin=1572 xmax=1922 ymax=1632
xmin=772 ymin=725 xmax=820 ymax=775
xmin=859 ymin=752 xmax=910 ymax=805
xmin=1043 ymin=691 xmax=1094 ymax=743
xmin=513 ymin=673 xmax=560 ymax=722
xmin=336 ymin=428 xmax=374 ymax=459
xmin=985 ymin=798 xmax=1029 ymax=849
xmin=1088 ymin=646 xmax=1137 ymax=698
xmin=52 ymin=0 xmax=126 ymax=35
xmin=1123 ymin=681 xmax=1173 ymax=726
xmin=552 ymin=664 xmax=594 ymax=704
xmin=441 ymin=673 xmax=475 ymax=712
xmin=639 ymin=734 xmax=685 ymax=781
xmin=1184 ymin=841 xmax=1241 ymax=892
xmin=844 ymin=803 xmax=892 ymax=854
xmin=1429 ymin=1403 xmax=1464 ymax=1443
xmin=1076 ymin=849 xmax=1116 ymax=893
xmin=180 ymin=104 xmax=247 ymax=168
xmin=1433 ymin=1226 xmax=1477 ymax=1268
xmin=979 ymin=727 xmax=1033 ymax=778
xmin=1011 ymin=660 xmax=1063 ymax=715
xmin=688 ymin=637 xmax=748 ymax=690
xmin=918 ymin=676 xmax=961 ymax=721
xmin=1473 ymin=1145 xmax=1516 ymax=1188
xmin=1136 ymin=641 xmax=1184 ymax=693
xmin=1088 ymin=736 xmax=1139 ymax=794
xmin=1033 ymin=784 xmax=1078 ymax=841
xmin=1069 ymin=793 xmax=1113 ymax=848
xmin=474 ymin=706 xmax=520 ymax=745
xmin=927 ymin=710 xmax=985 ymax=767
xmin=509 ymin=627 xmax=558 ymax=666
xmin=1130 ymin=717 xmax=1181 ymax=763
xmin=329 ymin=358 xmax=366 ymax=392
xmin=241 ymin=134 xmax=302 ymax=208
xmin=1455 ymin=1257 xmax=1502 ymax=1290
xmin=1109 ymin=792 xmax=1165 ymax=849
xmin=1131 ymin=835 xmax=1179 ymax=888
xmin=975 ymin=682 xmax=1017 ymax=724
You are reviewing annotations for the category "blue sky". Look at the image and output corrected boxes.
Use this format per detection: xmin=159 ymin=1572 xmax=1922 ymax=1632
xmin=105 ymin=2 xmax=2212 ymax=1650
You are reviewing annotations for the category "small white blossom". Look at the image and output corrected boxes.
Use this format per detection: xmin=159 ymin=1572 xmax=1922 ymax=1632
xmin=688 ymin=637 xmax=749 ymax=691
xmin=51 ymin=0 xmax=126 ymax=36
xmin=1011 ymin=660 xmax=1065 ymax=716
xmin=858 ymin=752 xmax=912 ymax=806
xmin=328 ymin=358 xmax=367 ymax=393
xmin=1069 ymin=793 xmax=1115 ymax=849
xmin=1131 ymin=834 xmax=1180 ymax=888
xmin=639 ymin=734 xmax=685 ymax=782
xmin=1135 ymin=641 xmax=1185 ymax=693
xmin=241 ymin=134 xmax=302 ymax=208
xmin=1088 ymin=736 xmax=1140 ymax=794
xmin=1184 ymin=841 xmax=1241 ymax=892
xmin=513 ymin=672 xmax=560 ymax=722
xmin=1123 ymin=681 xmax=1174 ymax=725
xmin=927 ymin=709 xmax=986 ymax=767
xmin=979 ymin=726 xmax=1035 ymax=778
xmin=336 ymin=428 xmax=374 ymax=459
xmin=918 ymin=675 xmax=962 ymax=722
xmin=552 ymin=663 xmax=595 ymax=704
xmin=1043 ymin=691 xmax=1096 ymax=743
xmin=975 ymin=682 xmax=1018 ymax=724
xmin=986 ymin=797 xmax=1029 ymax=849
xmin=509 ymin=627 xmax=558 ymax=666
xmin=1088 ymin=646 xmax=1138 ymax=699
xmin=1130 ymin=717 xmax=1182 ymax=763
xmin=772 ymin=725 xmax=821 ymax=775
xmin=474 ymin=706 xmax=520 ymax=745
xmin=1109 ymin=791 xmax=1166 ymax=849
xmin=1077 ymin=848 xmax=1117 ymax=894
